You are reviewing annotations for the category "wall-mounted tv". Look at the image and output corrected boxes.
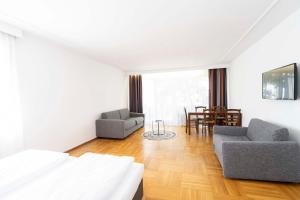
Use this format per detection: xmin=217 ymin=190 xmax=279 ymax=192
xmin=262 ymin=63 xmax=297 ymax=100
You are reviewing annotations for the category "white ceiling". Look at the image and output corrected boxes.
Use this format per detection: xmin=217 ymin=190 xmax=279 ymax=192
xmin=0 ymin=0 xmax=299 ymax=71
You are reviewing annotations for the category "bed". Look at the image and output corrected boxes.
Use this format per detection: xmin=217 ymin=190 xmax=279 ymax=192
xmin=0 ymin=150 xmax=144 ymax=200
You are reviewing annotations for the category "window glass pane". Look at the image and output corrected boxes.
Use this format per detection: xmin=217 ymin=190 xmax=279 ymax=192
xmin=143 ymin=70 xmax=208 ymax=125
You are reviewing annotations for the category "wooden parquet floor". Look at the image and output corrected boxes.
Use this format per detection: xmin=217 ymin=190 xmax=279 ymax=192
xmin=68 ymin=126 xmax=300 ymax=200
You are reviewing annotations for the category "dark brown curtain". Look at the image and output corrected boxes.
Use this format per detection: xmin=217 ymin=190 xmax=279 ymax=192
xmin=129 ymin=75 xmax=143 ymax=113
xmin=209 ymin=68 xmax=227 ymax=109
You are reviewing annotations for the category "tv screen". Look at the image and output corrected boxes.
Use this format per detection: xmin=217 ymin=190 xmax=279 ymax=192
xmin=262 ymin=63 xmax=297 ymax=100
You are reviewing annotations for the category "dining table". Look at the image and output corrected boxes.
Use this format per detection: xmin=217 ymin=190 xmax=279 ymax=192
xmin=187 ymin=111 xmax=242 ymax=135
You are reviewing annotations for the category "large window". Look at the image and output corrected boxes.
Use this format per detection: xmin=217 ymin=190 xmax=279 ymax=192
xmin=143 ymin=70 xmax=208 ymax=125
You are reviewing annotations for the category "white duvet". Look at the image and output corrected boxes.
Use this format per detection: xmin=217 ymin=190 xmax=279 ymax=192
xmin=0 ymin=150 xmax=135 ymax=200
xmin=0 ymin=150 xmax=69 ymax=196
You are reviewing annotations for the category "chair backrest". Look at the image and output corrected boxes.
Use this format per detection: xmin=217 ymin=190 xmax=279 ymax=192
xmin=226 ymin=109 xmax=241 ymax=113
xmin=203 ymin=108 xmax=213 ymax=112
xmin=195 ymin=106 xmax=206 ymax=112
xmin=225 ymin=109 xmax=241 ymax=125
xmin=213 ymin=106 xmax=226 ymax=112
xmin=203 ymin=109 xmax=216 ymax=122
xmin=195 ymin=106 xmax=206 ymax=119
xmin=184 ymin=107 xmax=188 ymax=121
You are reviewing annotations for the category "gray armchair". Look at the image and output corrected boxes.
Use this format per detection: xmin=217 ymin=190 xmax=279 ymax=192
xmin=96 ymin=108 xmax=144 ymax=139
xmin=213 ymin=118 xmax=300 ymax=183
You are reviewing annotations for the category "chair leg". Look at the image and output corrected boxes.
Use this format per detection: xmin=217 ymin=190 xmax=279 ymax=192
xmin=206 ymin=125 xmax=209 ymax=135
xmin=210 ymin=125 xmax=213 ymax=135
xmin=185 ymin=120 xmax=187 ymax=133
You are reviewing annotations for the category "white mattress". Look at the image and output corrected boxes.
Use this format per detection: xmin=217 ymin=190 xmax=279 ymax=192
xmin=64 ymin=157 xmax=144 ymax=200
xmin=1 ymin=154 xmax=144 ymax=200
xmin=110 ymin=163 xmax=144 ymax=200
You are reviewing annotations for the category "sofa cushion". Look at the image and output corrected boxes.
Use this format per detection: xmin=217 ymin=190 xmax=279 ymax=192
xmin=132 ymin=117 xmax=144 ymax=125
xmin=119 ymin=108 xmax=130 ymax=120
xmin=124 ymin=118 xmax=137 ymax=130
xmin=213 ymin=134 xmax=250 ymax=166
xmin=247 ymin=119 xmax=289 ymax=141
xmin=101 ymin=111 xmax=121 ymax=119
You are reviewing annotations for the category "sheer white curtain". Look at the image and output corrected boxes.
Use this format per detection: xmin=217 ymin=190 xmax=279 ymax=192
xmin=143 ymin=70 xmax=208 ymax=125
xmin=0 ymin=32 xmax=23 ymax=157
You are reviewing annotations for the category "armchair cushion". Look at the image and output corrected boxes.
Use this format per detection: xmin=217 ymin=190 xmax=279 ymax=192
xmin=247 ymin=119 xmax=289 ymax=141
xmin=101 ymin=110 xmax=121 ymax=119
xmin=119 ymin=109 xmax=130 ymax=120
xmin=132 ymin=117 xmax=144 ymax=125
xmin=214 ymin=126 xmax=248 ymax=136
xmin=124 ymin=118 xmax=137 ymax=130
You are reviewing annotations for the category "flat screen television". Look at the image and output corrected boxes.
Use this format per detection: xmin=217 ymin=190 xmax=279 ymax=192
xmin=262 ymin=63 xmax=297 ymax=100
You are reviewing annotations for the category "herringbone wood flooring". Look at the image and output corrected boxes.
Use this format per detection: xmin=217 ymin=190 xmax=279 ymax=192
xmin=68 ymin=126 xmax=300 ymax=200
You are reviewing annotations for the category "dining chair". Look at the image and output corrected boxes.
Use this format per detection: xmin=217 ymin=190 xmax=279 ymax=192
xmin=202 ymin=109 xmax=216 ymax=135
xmin=195 ymin=106 xmax=206 ymax=134
xmin=184 ymin=107 xmax=199 ymax=134
xmin=215 ymin=107 xmax=226 ymax=126
xmin=223 ymin=109 xmax=241 ymax=126
xmin=214 ymin=106 xmax=226 ymax=112
xmin=195 ymin=106 xmax=206 ymax=112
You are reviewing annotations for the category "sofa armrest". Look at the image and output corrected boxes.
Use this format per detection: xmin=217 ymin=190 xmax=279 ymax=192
xmin=222 ymin=141 xmax=300 ymax=182
xmin=95 ymin=119 xmax=125 ymax=139
xmin=130 ymin=112 xmax=145 ymax=118
xmin=213 ymin=125 xmax=248 ymax=136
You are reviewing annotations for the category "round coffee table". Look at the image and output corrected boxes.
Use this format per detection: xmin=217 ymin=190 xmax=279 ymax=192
xmin=152 ymin=120 xmax=165 ymax=135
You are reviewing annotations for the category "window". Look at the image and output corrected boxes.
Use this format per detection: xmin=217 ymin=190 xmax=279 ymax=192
xmin=143 ymin=70 xmax=208 ymax=125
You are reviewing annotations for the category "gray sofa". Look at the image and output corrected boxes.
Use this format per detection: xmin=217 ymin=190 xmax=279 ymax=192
xmin=213 ymin=118 xmax=300 ymax=183
xmin=96 ymin=108 xmax=144 ymax=139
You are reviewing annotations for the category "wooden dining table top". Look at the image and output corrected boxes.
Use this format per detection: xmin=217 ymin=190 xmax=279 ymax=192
xmin=188 ymin=111 xmax=228 ymax=115
xmin=188 ymin=110 xmax=242 ymax=114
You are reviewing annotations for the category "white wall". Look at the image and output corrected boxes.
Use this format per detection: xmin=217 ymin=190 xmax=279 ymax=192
xmin=229 ymin=8 xmax=300 ymax=143
xmin=16 ymin=33 xmax=127 ymax=152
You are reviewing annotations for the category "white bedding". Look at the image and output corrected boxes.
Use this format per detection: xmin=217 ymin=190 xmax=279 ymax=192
xmin=0 ymin=150 xmax=69 ymax=196
xmin=111 ymin=163 xmax=144 ymax=200
xmin=0 ymin=150 xmax=144 ymax=200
